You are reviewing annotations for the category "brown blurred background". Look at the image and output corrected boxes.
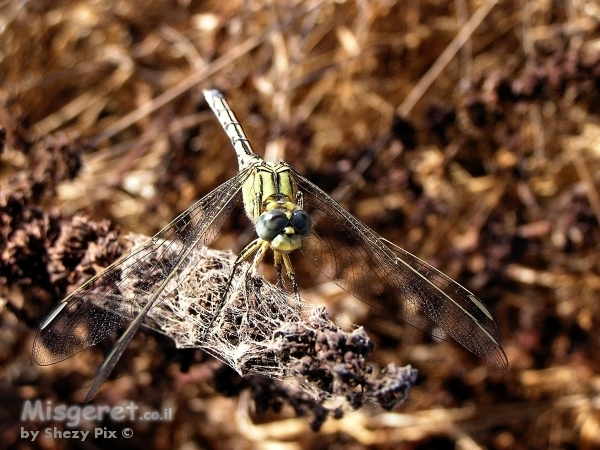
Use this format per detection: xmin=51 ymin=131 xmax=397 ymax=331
xmin=1 ymin=0 xmax=600 ymax=449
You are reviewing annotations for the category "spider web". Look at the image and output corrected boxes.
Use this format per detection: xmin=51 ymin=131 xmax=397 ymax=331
xmin=119 ymin=233 xmax=417 ymax=408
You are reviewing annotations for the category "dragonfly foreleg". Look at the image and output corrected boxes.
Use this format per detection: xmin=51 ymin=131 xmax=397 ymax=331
xmin=202 ymin=239 xmax=267 ymax=339
xmin=273 ymin=251 xmax=285 ymax=287
xmin=281 ymin=253 xmax=301 ymax=309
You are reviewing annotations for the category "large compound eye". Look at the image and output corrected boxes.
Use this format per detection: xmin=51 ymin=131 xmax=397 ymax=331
xmin=290 ymin=210 xmax=312 ymax=238
xmin=256 ymin=211 xmax=289 ymax=241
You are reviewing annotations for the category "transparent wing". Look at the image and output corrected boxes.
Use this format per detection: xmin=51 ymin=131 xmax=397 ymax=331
xmin=294 ymin=171 xmax=508 ymax=369
xmin=33 ymin=171 xmax=249 ymax=366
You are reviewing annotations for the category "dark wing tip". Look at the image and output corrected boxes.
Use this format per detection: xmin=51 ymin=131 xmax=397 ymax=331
xmin=485 ymin=346 xmax=509 ymax=370
xmin=32 ymin=346 xmax=69 ymax=366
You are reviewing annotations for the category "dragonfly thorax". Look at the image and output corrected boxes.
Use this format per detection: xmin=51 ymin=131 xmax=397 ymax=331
xmin=242 ymin=161 xmax=298 ymax=221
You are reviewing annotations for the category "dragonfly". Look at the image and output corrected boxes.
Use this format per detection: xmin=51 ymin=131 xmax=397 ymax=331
xmin=33 ymin=89 xmax=508 ymax=401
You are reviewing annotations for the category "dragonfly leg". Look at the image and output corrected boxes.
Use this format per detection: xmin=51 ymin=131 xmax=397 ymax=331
xmin=202 ymin=239 xmax=266 ymax=339
xmin=281 ymin=253 xmax=301 ymax=309
xmin=273 ymin=251 xmax=285 ymax=287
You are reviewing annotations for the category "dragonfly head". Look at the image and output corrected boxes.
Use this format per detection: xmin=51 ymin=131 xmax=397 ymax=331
xmin=256 ymin=203 xmax=312 ymax=253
